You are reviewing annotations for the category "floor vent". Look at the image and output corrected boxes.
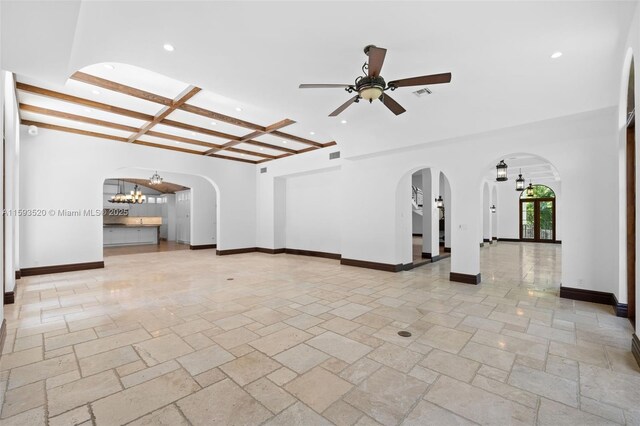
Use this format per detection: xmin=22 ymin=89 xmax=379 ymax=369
xmin=260 ymin=167 xmax=267 ymax=174
xmin=329 ymin=151 xmax=340 ymax=160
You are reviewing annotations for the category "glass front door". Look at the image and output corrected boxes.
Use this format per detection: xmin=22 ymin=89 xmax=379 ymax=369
xmin=520 ymin=198 xmax=555 ymax=242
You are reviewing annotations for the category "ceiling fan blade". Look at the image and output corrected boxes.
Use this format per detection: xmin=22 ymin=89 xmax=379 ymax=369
xmin=380 ymin=93 xmax=406 ymax=115
xmin=368 ymin=47 xmax=387 ymax=77
xmin=299 ymin=84 xmax=353 ymax=89
xmin=329 ymin=95 xmax=359 ymax=117
xmin=388 ymin=72 xmax=452 ymax=88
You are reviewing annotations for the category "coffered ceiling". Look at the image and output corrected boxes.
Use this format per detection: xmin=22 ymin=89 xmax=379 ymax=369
xmin=16 ymin=63 xmax=336 ymax=164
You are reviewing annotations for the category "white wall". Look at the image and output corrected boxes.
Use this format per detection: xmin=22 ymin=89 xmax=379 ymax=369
xmin=284 ymin=168 xmax=341 ymax=255
xmin=3 ymin=71 xmax=18 ymax=294
xmin=19 ymin=126 xmax=251 ymax=268
xmin=0 ymin=8 xmax=4 ymax=322
xmin=257 ymin=107 xmax=619 ymax=294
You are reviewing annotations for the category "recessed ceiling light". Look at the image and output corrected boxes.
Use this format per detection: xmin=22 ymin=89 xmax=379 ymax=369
xmin=210 ymin=121 xmax=216 ymax=126
xmin=92 ymin=89 xmax=100 ymax=95
xmin=341 ymin=120 xmax=347 ymax=124
xmin=309 ymin=131 xmax=315 ymax=135
xmin=85 ymin=108 xmax=92 ymax=113
xmin=241 ymin=153 xmax=245 ymax=156
xmin=259 ymin=148 xmax=264 ymax=151
xmin=176 ymin=141 xmax=182 ymax=144
xmin=163 ymin=43 xmax=175 ymax=52
xmin=235 ymin=107 xmax=243 ymax=112
xmin=282 ymin=140 xmax=287 ymax=144
xmin=103 ymin=64 xmax=115 ymax=70
xmin=191 ymin=131 xmax=196 ymax=136
xmin=551 ymin=51 xmax=563 ymax=59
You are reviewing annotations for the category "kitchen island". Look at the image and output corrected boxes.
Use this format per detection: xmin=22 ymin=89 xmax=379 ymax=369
xmin=103 ymin=216 xmax=162 ymax=247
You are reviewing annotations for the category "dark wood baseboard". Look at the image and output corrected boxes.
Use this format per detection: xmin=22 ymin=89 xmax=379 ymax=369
xmin=341 ymin=258 xmax=401 ymax=272
xmin=216 ymin=247 xmax=257 ymax=256
xmin=4 ymin=291 xmax=14 ymax=304
xmin=480 ymin=242 xmax=485 ymax=248
xmin=284 ymin=248 xmax=341 ymax=260
xmin=412 ymin=233 xmax=422 ymax=237
xmin=498 ymin=238 xmax=562 ymax=244
xmin=15 ymin=270 xmax=21 ymax=280
xmin=21 ymin=261 xmax=104 ymax=277
xmin=632 ymin=334 xmax=640 ymax=368
xmin=0 ymin=320 xmax=6 ymax=359
xmin=256 ymin=248 xmax=286 ymax=254
xmin=560 ymin=286 xmax=630 ymax=318
xmin=422 ymin=252 xmax=432 ymax=259
xmin=439 ymin=242 xmax=445 ymax=247
xmin=189 ymin=244 xmax=217 ymax=250
xmin=430 ymin=254 xmax=444 ymax=263
xmin=450 ymin=272 xmax=481 ymax=285
xmin=492 ymin=237 xmax=497 ymax=241
xmin=612 ymin=294 xmax=629 ymax=318
xmin=483 ymin=238 xmax=491 ymax=243
xmin=444 ymin=247 xmax=451 ymax=253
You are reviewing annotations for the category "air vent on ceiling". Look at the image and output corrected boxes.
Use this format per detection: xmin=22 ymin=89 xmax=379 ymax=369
xmin=413 ymin=87 xmax=432 ymax=97
xmin=329 ymin=151 xmax=340 ymax=160
xmin=260 ymin=167 xmax=267 ymax=174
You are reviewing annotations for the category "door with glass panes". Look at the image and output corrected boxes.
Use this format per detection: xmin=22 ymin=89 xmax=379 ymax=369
xmin=519 ymin=185 xmax=556 ymax=242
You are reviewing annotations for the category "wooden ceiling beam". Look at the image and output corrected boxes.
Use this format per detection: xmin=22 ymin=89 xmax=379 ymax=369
xmin=16 ymin=82 xmax=154 ymax=122
xmin=179 ymin=103 xmax=264 ymax=131
xmin=21 ymin=119 xmax=129 ymax=143
xmin=127 ymin=86 xmax=201 ymax=142
xmin=207 ymin=118 xmax=296 ymax=156
xmin=225 ymin=146 xmax=277 ymax=160
xmin=145 ymin=130 xmax=222 ymax=150
xmin=243 ymin=139 xmax=299 ymax=154
xmin=21 ymin=119 xmax=256 ymax=164
xmin=160 ymin=118 xmax=242 ymax=141
xmin=19 ymin=103 xmax=140 ymax=133
xmin=70 ymin=72 xmax=174 ymax=106
xmin=270 ymin=130 xmax=325 ymax=148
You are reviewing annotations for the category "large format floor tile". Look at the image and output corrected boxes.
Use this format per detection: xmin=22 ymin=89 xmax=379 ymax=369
xmin=0 ymin=242 xmax=638 ymax=424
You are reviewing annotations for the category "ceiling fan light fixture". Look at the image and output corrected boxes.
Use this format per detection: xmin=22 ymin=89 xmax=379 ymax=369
xmin=360 ymin=86 xmax=383 ymax=101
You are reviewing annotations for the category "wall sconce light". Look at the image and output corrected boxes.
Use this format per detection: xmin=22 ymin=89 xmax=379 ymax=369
xmin=435 ymin=195 xmax=444 ymax=209
xmin=490 ymin=205 xmax=496 ymax=213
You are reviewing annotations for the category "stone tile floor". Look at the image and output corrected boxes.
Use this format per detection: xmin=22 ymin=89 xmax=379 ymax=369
xmin=0 ymin=242 xmax=638 ymax=425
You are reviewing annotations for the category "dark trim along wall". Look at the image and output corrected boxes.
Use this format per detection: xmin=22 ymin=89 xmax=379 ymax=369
xmin=20 ymin=261 xmax=105 ymax=277
xmin=189 ymin=244 xmax=217 ymax=250
xmin=450 ymin=272 xmax=481 ymax=285
xmin=559 ymin=285 xmax=628 ymax=318
xmin=632 ymin=334 xmax=640 ymax=368
xmin=4 ymin=291 xmax=14 ymax=304
xmin=15 ymin=270 xmax=21 ymax=280
xmin=498 ymin=238 xmax=562 ymax=244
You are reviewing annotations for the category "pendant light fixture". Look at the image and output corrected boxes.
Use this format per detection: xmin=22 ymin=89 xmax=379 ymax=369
xmin=525 ymin=182 xmax=535 ymax=197
xmin=490 ymin=205 xmax=496 ymax=213
xmin=435 ymin=195 xmax=444 ymax=209
xmin=129 ymin=184 xmax=146 ymax=204
xmin=149 ymin=171 xmax=163 ymax=185
xmin=109 ymin=179 xmax=127 ymax=203
xmin=515 ymin=169 xmax=525 ymax=191
xmin=496 ymin=160 xmax=508 ymax=182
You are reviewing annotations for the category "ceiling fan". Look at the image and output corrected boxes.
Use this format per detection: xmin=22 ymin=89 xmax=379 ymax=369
xmin=299 ymin=45 xmax=452 ymax=117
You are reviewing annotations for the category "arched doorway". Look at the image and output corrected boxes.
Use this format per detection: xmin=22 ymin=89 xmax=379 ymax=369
xmin=519 ymin=184 xmax=556 ymax=242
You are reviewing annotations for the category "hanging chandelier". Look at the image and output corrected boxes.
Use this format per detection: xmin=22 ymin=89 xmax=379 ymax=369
xmin=109 ymin=180 xmax=146 ymax=204
xmin=515 ymin=169 xmax=525 ymax=191
xmin=149 ymin=171 xmax=163 ymax=185
xmin=496 ymin=160 xmax=508 ymax=182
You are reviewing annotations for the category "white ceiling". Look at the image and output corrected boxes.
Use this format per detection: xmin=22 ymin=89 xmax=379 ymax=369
xmin=2 ymin=1 xmax=636 ymax=158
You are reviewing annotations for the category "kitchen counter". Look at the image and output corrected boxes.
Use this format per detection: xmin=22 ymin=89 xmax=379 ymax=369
xmin=103 ymin=217 xmax=162 ymax=246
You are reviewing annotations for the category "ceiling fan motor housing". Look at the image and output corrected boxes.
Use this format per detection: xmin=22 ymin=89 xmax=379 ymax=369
xmin=356 ymin=75 xmax=386 ymax=101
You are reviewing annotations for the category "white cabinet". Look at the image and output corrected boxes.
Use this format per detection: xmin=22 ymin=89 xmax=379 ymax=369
xmin=103 ymin=226 xmax=158 ymax=247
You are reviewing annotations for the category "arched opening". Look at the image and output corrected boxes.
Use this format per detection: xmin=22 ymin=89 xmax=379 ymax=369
xmin=403 ymin=167 xmax=452 ymax=268
xmin=102 ymin=168 xmax=219 ymax=258
xmin=103 ymin=178 xmax=193 ymax=255
xmin=519 ymin=184 xmax=556 ymax=242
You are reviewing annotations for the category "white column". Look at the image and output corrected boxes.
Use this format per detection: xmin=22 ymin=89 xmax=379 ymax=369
xmin=422 ymin=169 xmax=440 ymax=259
xmin=450 ymin=177 xmax=482 ymax=284
xmin=482 ymin=184 xmax=491 ymax=243
xmin=491 ymin=186 xmax=498 ymax=240
xmin=274 ymin=177 xmax=286 ymax=249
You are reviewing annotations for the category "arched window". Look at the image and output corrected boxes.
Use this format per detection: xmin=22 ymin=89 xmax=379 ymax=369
xmin=519 ymin=185 xmax=556 ymax=242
